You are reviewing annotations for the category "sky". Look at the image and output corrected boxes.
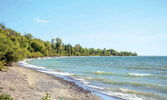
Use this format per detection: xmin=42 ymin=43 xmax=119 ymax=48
xmin=0 ymin=0 xmax=167 ymax=56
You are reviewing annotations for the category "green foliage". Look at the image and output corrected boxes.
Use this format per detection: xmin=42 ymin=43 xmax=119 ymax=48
xmin=4 ymin=48 xmax=26 ymax=65
xmin=55 ymin=38 xmax=62 ymax=54
xmin=0 ymin=94 xmax=13 ymax=100
xmin=0 ymin=52 xmax=7 ymax=71
xmin=0 ymin=60 xmax=7 ymax=71
xmin=31 ymin=39 xmax=46 ymax=53
xmin=0 ymin=52 xmax=5 ymax=71
xmin=0 ymin=34 xmax=14 ymax=54
xmin=25 ymin=33 xmax=33 ymax=41
xmin=31 ymin=52 xmax=43 ymax=58
xmin=0 ymin=24 xmax=137 ymax=68
xmin=0 ymin=30 xmax=26 ymax=66
xmin=42 ymin=93 xmax=51 ymax=100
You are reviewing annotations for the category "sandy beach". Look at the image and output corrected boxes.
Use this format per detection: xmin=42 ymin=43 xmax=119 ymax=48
xmin=0 ymin=63 xmax=102 ymax=100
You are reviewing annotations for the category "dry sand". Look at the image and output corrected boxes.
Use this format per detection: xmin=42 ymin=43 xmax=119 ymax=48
xmin=0 ymin=63 xmax=102 ymax=100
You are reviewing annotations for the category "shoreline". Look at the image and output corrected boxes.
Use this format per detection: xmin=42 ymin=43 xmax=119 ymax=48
xmin=0 ymin=63 xmax=102 ymax=100
xmin=18 ymin=58 xmax=121 ymax=100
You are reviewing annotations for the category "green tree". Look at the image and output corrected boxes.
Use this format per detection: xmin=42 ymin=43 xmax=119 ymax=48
xmin=25 ymin=33 xmax=33 ymax=43
xmin=55 ymin=38 xmax=63 ymax=54
xmin=0 ymin=24 xmax=138 ymax=69
xmin=0 ymin=52 xmax=6 ymax=71
xmin=31 ymin=39 xmax=46 ymax=54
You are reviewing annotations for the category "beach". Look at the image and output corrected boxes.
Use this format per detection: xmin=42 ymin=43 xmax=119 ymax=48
xmin=0 ymin=63 xmax=102 ymax=100
xmin=22 ymin=56 xmax=167 ymax=100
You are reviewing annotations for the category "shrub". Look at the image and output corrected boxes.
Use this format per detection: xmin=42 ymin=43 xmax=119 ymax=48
xmin=0 ymin=52 xmax=7 ymax=71
xmin=0 ymin=94 xmax=13 ymax=100
xmin=31 ymin=52 xmax=44 ymax=58
xmin=0 ymin=61 xmax=7 ymax=71
xmin=42 ymin=93 xmax=51 ymax=100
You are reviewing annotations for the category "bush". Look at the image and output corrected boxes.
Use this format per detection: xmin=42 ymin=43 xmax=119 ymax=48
xmin=0 ymin=52 xmax=7 ymax=71
xmin=31 ymin=52 xmax=44 ymax=58
xmin=42 ymin=93 xmax=51 ymax=100
xmin=0 ymin=61 xmax=7 ymax=71
xmin=0 ymin=94 xmax=13 ymax=100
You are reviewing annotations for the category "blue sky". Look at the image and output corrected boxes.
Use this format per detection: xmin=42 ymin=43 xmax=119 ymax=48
xmin=0 ymin=0 xmax=167 ymax=56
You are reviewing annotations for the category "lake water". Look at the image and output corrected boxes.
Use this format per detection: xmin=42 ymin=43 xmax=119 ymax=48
xmin=19 ymin=56 xmax=167 ymax=100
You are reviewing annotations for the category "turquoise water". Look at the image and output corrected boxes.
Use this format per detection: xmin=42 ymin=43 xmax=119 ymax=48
xmin=23 ymin=56 xmax=167 ymax=100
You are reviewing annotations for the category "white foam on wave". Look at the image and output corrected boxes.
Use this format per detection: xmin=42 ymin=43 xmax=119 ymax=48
xmin=38 ymin=70 xmax=71 ymax=76
xmin=87 ymin=85 xmax=104 ymax=90
xmin=83 ymin=81 xmax=90 ymax=85
xmin=18 ymin=59 xmax=72 ymax=76
xmin=73 ymin=77 xmax=86 ymax=82
xmin=43 ymin=57 xmax=51 ymax=59
xmin=97 ymin=71 xmax=103 ymax=72
xmin=18 ymin=60 xmax=45 ymax=69
xmin=85 ymin=85 xmax=144 ymax=100
xmin=128 ymin=73 xmax=152 ymax=77
xmin=74 ymin=78 xmax=85 ymax=81
xmin=95 ymin=71 xmax=104 ymax=74
xmin=101 ymin=90 xmax=144 ymax=100
xmin=73 ymin=77 xmax=89 ymax=84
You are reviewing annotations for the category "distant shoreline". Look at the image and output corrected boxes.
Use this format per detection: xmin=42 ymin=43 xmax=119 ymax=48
xmin=25 ymin=55 xmax=139 ymax=59
xmin=0 ymin=63 xmax=102 ymax=100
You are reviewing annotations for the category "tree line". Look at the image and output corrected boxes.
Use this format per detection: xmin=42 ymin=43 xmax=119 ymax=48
xmin=0 ymin=24 xmax=137 ymax=69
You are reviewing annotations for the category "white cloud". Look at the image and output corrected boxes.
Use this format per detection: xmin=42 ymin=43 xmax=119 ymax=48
xmin=35 ymin=18 xmax=48 ymax=23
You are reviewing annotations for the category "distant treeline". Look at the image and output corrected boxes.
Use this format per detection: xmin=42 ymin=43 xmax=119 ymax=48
xmin=0 ymin=24 xmax=137 ymax=67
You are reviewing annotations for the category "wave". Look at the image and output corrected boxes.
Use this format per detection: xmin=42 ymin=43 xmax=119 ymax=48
xmin=73 ymin=77 xmax=161 ymax=99
xmin=71 ymin=75 xmax=166 ymax=100
xmin=100 ymin=88 xmax=165 ymax=100
xmin=72 ymin=77 xmax=90 ymax=86
xmin=72 ymin=74 xmax=106 ymax=81
xmin=101 ymin=80 xmax=167 ymax=93
xmin=128 ymin=73 xmax=167 ymax=80
xmin=71 ymin=75 xmax=167 ymax=94
xmin=117 ymin=88 xmax=160 ymax=97
xmin=128 ymin=73 xmax=152 ymax=77
xmin=54 ymin=69 xmax=64 ymax=72
xmin=18 ymin=60 xmax=45 ymax=69
xmin=85 ymin=71 xmax=117 ymax=76
xmin=38 ymin=70 xmax=71 ymax=76
xmin=127 ymin=66 xmax=150 ymax=70
xmin=93 ymin=71 xmax=114 ymax=75
xmin=18 ymin=60 xmax=71 ymax=76
xmin=157 ymin=75 xmax=167 ymax=79
xmin=86 ymin=85 xmax=104 ymax=90
xmin=47 ymin=65 xmax=69 ymax=68
xmin=86 ymin=71 xmax=153 ymax=77
xmin=101 ymin=80 xmax=161 ymax=87
xmin=127 ymin=66 xmax=167 ymax=71
xmin=72 ymin=75 xmax=164 ymax=91
xmin=100 ymin=91 xmax=144 ymax=100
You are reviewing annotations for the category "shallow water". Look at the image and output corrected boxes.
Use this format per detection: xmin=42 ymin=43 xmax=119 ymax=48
xmin=22 ymin=56 xmax=167 ymax=100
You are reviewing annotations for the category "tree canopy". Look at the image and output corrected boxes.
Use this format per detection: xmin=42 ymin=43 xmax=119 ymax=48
xmin=0 ymin=24 xmax=137 ymax=67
